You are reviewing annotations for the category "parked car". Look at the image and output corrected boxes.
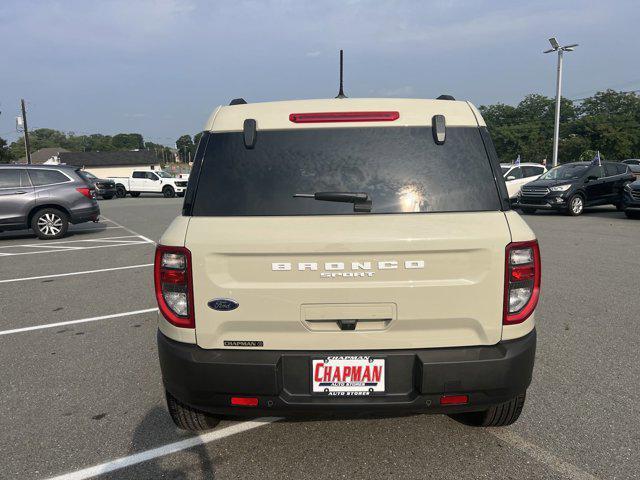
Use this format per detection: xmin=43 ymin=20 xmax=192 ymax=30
xmin=516 ymin=161 xmax=635 ymax=216
xmin=110 ymin=170 xmax=188 ymax=198
xmin=76 ymin=170 xmax=117 ymax=199
xmin=500 ymin=163 xmax=547 ymax=199
xmin=155 ymin=97 xmax=539 ymax=432
xmin=621 ymin=159 xmax=640 ymax=178
xmin=622 ymin=179 xmax=640 ymax=218
xmin=0 ymin=164 xmax=100 ymax=239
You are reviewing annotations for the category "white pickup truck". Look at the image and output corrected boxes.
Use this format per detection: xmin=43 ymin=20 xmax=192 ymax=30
xmin=110 ymin=170 xmax=189 ymax=198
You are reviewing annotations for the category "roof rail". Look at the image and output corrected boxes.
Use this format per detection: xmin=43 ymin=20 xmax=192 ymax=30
xmin=436 ymin=95 xmax=456 ymax=101
xmin=229 ymin=98 xmax=247 ymax=105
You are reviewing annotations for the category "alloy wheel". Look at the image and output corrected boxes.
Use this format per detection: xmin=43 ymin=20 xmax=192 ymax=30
xmin=37 ymin=213 xmax=63 ymax=236
xmin=571 ymin=197 xmax=583 ymax=215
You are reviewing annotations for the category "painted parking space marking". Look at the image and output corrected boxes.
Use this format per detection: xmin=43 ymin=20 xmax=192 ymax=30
xmin=0 ymin=235 xmax=154 ymax=257
xmin=45 ymin=418 xmax=280 ymax=480
xmin=487 ymin=429 xmax=599 ymax=480
xmin=0 ymin=263 xmax=153 ymax=284
xmin=101 ymin=216 xmax=156 ymax=245
xmin=0 ymin=308 xmax=158 ymax=336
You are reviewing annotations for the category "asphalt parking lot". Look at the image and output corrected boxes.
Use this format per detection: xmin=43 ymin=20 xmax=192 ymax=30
xmin=1 ymin=197 xmax=638 ymax=480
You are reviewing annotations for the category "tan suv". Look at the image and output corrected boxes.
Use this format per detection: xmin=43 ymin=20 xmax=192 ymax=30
xmin=155 ymin=97 xmax=540 ymax=431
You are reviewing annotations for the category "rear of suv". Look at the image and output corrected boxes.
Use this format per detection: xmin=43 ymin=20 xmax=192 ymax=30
xmin=0 ymin=164 xmax=100 ymax=239
xmin=155 ymin=98 xmax=540 ymax=431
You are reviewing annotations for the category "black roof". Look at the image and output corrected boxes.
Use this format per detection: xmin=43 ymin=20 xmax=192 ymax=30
xmin=58 ymin=150 xmax=158 ymax=167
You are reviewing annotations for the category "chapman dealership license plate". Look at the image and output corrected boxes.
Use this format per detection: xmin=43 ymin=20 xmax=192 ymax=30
xmin=311 ymin=356 xmax=385 ymax=396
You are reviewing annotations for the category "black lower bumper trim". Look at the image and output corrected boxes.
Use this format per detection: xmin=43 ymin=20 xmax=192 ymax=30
xmin=158 ymin=330 xmax=536 ymax=416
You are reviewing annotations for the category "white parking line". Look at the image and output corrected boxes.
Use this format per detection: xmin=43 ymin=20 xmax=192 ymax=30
xmin=101 ymin=216 xmax=156 ymax=245
xmin=0 ymin=235 xmax=143 ymax=248
xmin=0 ymin=264 xmax=153 ymax=284
xmin=488 ymin=429 xmax=599 ymax=480
xmin=0 ymin=235 xmax=154 ymax=257
xmin=0 ymin=308 xmax=158 ymax=336
xmin=46 ymin=418 xmax=280 ymax=480
xmin=0 ymin=242 xmax=151 ymax=257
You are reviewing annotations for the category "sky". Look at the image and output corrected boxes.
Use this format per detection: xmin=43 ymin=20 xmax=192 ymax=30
xmin=1 ymin=0 xmax=639 ymax=147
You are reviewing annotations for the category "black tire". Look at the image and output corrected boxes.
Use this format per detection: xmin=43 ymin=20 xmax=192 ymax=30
xmin=615 ymin=203 xmax=624 ymax=211
xmin=521 ymin=208 xmax=536 ymax=214
xmin=166 ymin=391 xmax=221 ymax=431
xmin=163 ymin=186 xmax=176 ymax=198
xmin=130 ymin=192 xmax=141 ymax=198
xmin=102 ymin=194 xmax=114 ymax=200
xmin=449 ymin=393 xmax=526 ymax=427
xmin=31 ymin=208 xmax=69 ymax=240
xmin=177 ymin=192 xmax=185 ymax=198
xmin=625 ymin=210 xmax=640 ymax=219
xmin=115 ymin=186 xmax=127 ymax=198
xmin=566 ymin=194 xmax=584 ymax=216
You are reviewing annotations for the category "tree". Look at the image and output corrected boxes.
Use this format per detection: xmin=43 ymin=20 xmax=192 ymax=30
xmin=176 ymin=135 xmax=194 ymax=162
xmin=112 ymin=133 xmax=144 ymax=150
xmin=0 ymin=137 xmax=14 ymax=163
xmin=481 ymin=90 xmax=640 ymax=164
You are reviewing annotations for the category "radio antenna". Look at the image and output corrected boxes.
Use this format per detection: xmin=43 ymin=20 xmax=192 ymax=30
xmin=335 ymin=49 xmax=347 ymax=98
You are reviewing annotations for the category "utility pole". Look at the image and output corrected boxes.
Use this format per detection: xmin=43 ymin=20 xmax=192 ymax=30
xmin=20 ymin=99 xmax=32 ymax=164
xmin=544 ymin=38 xmax=578 ymax=168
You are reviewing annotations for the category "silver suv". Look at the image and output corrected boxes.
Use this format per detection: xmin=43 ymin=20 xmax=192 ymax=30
xmin=0 ymin=165 xmax=100 ymax=239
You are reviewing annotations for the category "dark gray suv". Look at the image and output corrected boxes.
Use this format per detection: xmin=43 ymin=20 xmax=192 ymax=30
xmin=0 ymin=165 xmax=100 ymax=239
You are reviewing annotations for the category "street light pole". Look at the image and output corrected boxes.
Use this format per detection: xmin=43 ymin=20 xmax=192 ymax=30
xmin=552 ymin=49 xmax=563 ymax=169
xmin=544 ymin=38 xmax=578 ymax=168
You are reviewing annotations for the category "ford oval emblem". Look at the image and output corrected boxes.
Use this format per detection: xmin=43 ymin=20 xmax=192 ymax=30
xmin=208 ymin=298 xmax=239 ymax=311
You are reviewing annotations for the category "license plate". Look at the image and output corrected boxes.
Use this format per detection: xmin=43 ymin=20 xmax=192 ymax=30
xmin=311 ymin=356 xmax=385 ymax=396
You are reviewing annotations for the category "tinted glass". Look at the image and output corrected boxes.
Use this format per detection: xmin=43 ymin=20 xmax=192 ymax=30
xmin=145 ymin=172 xmax=158 ymax=180
xmin=0 ymin=169 xmax=31 ymax=188
xmin=156 ymin=171 xmax=173 ymax=178
xmin=28 ymin=169 xmax=69 ymax=186
xmin=522 ymin=166 xmax=543 ymax=177
xmin=77 ymin=171 xmax=97 ymax=182
xmin=590 ymin=166 xmax=604 ymax=178
xmin=507 ymin=167 xmax=523 ymax=179
xmin=617 ymin=164 xmax=629 ymax=174
xmin=540 ymin=164 xmax=589 ymax=181
xmin=192 ymin=126 xmax=501 ymax=216
xmin=603 ymin=164 xmax=618 ymax=176
xmin=132 ymin=172 xmax=145 ymax=178
xmin=500 ymin=166 xmax=510 ymax=174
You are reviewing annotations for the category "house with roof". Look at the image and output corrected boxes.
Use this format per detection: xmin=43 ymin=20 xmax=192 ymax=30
xmin=19 ymin=147 xmax=70 ymax=164
xmin=57 ymin=150 xmax=161 ymax=177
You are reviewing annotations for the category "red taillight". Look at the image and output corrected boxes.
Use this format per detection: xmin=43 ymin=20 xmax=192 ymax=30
xmin=154 ymin=245 xmax=194 ymax=328
xmin=504 ymin=240 xmax=541 ymax=325
xmin=230 ymin=397 xmax=258 ymax=407
xmin=289 ymin=111 xmax=400 ymax=123
xmin=440 ymin=394 xmax=469 ymax=405
xmin=76 ymin=187 xmax=94 ymax=199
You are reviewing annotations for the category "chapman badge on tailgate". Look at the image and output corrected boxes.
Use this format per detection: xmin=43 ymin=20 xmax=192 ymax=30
xmin=271 ymin=260 xmax=424 ymax=278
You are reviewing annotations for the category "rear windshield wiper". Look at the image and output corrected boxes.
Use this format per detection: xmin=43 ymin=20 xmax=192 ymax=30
xmin=293 ymin=191 xmax=372 ymax=212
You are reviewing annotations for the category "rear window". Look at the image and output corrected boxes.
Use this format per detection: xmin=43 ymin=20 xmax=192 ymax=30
xmin=192 ymin=126 xmax=501 ymax=216
xmin=28 ymin=169 xmax=70 ymax=186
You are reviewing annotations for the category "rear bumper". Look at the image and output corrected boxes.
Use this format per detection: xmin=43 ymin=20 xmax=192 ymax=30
xmin=158 ymin=329 xmax=536 ymax=416
xmin=95 ymin=186 xmax=116 ymax=196
xmin=70 ymin=205 xmax=100 ymax=224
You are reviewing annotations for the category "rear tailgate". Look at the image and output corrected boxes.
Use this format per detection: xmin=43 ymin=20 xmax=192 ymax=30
xmin=187 ymin=212 xmax=510 ymax=350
